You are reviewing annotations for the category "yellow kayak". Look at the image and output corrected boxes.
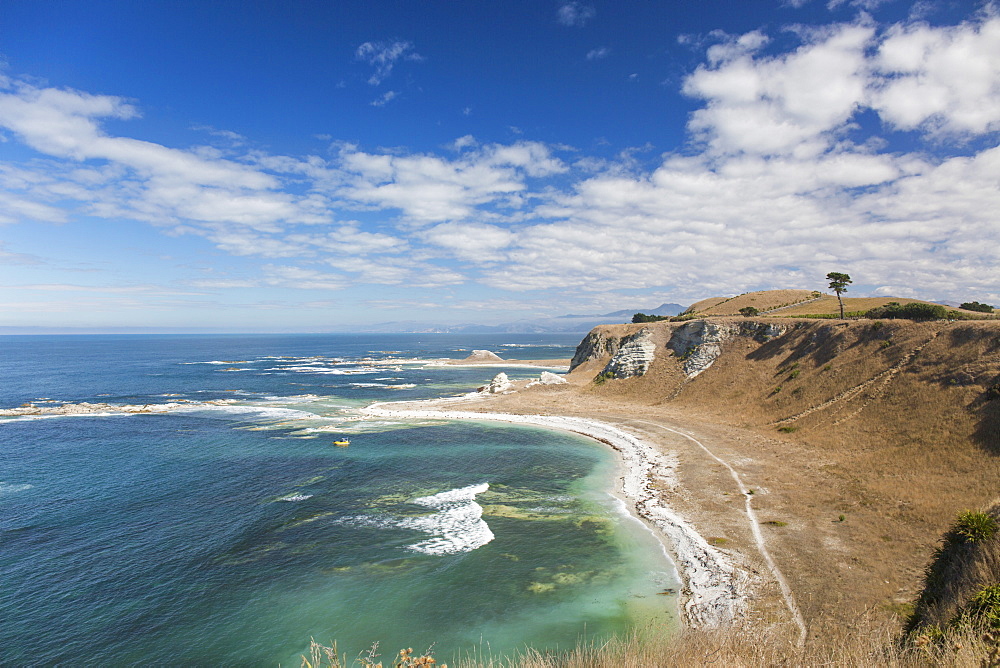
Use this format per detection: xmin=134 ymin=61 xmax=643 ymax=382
xmin=333 ymin=438 xmax=350 ymax=447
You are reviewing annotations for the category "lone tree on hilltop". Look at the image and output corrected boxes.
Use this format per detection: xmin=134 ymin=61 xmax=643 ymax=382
xmin=827 ymin=272 xmax=852 ymax=319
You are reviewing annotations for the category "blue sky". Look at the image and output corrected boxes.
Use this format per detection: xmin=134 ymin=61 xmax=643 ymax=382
xmin=1 ymin=0 xmax=998 ymax=331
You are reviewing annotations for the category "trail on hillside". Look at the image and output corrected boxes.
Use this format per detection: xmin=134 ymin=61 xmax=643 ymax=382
xmin=761 ymin=296 xmax=822 ymax=315
xmin=772 ymin=331 xmax=939 ymax=428
xmin=629 ymin=419 xmax=809 ymax=647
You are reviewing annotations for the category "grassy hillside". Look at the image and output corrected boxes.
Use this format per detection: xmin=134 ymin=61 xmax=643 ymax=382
xmin=685 ymin=289 xmax=818 ymax=316
xmin=567 ymin=317 xmax=1000 ymax=633
xmin=684 ymin=289 xmax=995 ymax=319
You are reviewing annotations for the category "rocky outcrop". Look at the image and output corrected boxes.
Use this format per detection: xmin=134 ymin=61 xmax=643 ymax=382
xmin=668 ymin=320 xmax=787 ymax=378
xmin=0 ymin=399 xmax=237 ymax=416
xmin=460 ymin=350 xmax=504 ymax=363
xmin=602 ymin=329 xmax=656 ymax=379
xmin=526 ymin=371 xmax=569 ymax=388
xmin=569 ymin=328 xmax=626 ymax=370
xmin=483 ymin=372 xmax=513 ymax=394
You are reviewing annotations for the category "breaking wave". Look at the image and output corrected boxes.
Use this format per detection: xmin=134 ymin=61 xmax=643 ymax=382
xmin=400 ymin=482 xmax=494 ymax=555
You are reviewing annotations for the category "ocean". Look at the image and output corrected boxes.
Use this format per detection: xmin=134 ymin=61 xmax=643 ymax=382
xmin=0 ymin=333 xmax=678 ymax=666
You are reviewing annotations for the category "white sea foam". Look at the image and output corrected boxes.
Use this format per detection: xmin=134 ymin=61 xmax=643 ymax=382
xmin=173 ymin=404 xmax=321 ymax=421
xmin=0 ymin=415 xmax=59 ymax=424
xmin=0 ymin=412 xmax=136 ymax=423
xmin=261 ymin=394 xmax=321 ymax=403
xmin=0 ymin=482 xmax=34 ymax=495
xmin=400 ymin=482 xmax=494 ymax=555
xmin=277 ymin=493 xmax=313 ymax=502
xmin=180 ymin=360 xmax=251 ymax=365
xmin=297 ymin=425 xmax=348 ymax=433
xmin=267 ymin=365 xmax=377 ymax=375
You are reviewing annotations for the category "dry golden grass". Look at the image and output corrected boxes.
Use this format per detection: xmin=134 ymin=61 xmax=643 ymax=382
xmin=689 ymin=289 xmax=818 ymax=316
xmin=776 ymin=295 xmax=949 ymax=317
xmin=910 ymin=503 xmax=1000 ymax=634
xmin=560 ymin=317 xmax=1000 ymax=632
xmin=684 ymin=289 xmax=994 ymax=319
xmin=683 ymin=296 xmax=729 ymax=313
xmin=305 ymin=619 xmax=1000 ymax=667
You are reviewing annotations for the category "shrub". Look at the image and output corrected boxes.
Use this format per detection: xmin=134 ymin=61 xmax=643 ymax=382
xmin=632 ymin=312 xmax=670 ymax=323
xmin=739 ymin=306 xmax=759 ymax=317
xmin=777 ymin=425 xmax=796 ymax=433
xmin=866 ymin=301 xmax=949 ymax=321
xmin=593 ymin=371 xmax=615 ymax=385
xmin=953 ymin=510 xmax=998 ymax=543
xmin=961 ymin=301 xmax=995 ymax=313
xmin=967 ymin=584 xmax=1000 ymax=628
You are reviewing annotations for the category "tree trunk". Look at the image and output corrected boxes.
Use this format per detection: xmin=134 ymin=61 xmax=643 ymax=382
xmin=837 ymin=293 xmax=845 ymax=319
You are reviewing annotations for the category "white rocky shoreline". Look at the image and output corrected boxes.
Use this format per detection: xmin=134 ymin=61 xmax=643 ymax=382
xmin=0 ymin=399 xmax=239 ymax=417
xmin=360 ymin=401 xmax=749 ymax=629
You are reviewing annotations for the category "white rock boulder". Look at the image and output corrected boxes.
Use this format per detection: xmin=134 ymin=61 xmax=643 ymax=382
xmin=526 ymin=371 xmax=569 ymax=388
xmin=484 ymin=372 xmax=513 ymax=394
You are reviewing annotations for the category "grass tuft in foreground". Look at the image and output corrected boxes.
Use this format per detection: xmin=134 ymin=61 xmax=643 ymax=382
xmin=303 ymin=641 xmax=443 ymax=668
xmin=304 ymin=621 xmax=1000 ymax=667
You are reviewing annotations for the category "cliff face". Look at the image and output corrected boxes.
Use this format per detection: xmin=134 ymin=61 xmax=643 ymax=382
xmin=569 ymin=325 xmax=640 ymax=370
xmin=570 ymin=319 xmax=788 ymax=377
xmin=668 ymin=320 xmax=787 ymax=378
xmin=602 ymin=329 xmax=656 ymax=379
xmin=567 ymin=318 xmax=1000 ymax=456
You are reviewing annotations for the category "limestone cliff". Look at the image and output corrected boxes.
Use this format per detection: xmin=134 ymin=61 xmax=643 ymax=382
xmin=668 ymin=320 xmax=787 ymax=378
xmin=569 ymin=325 xmax=645 ymax=371
xmin=602 ymin=329 xmax=656 ymax=379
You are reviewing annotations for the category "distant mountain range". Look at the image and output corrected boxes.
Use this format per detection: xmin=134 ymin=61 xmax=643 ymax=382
xmin=354 ymin=303 xmax=687 ymax=334
xmin=567 ymin=303 xmax=686 ymax=320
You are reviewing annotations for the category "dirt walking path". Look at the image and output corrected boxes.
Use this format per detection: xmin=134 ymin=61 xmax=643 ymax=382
xmin=628 ymin=418 xmax=808 ymax=646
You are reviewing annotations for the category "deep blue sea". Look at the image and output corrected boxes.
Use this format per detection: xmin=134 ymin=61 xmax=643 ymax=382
xmin=0 ymin=334 xmax=677 ymax=666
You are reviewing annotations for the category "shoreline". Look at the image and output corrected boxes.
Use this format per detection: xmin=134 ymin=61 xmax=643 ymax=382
xmin=361 ymin=401 xmax=750 ymax=629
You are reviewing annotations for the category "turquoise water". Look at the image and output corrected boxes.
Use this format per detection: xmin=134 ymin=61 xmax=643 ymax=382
xmin=0 ymin=334 xmax=677 ymax=665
